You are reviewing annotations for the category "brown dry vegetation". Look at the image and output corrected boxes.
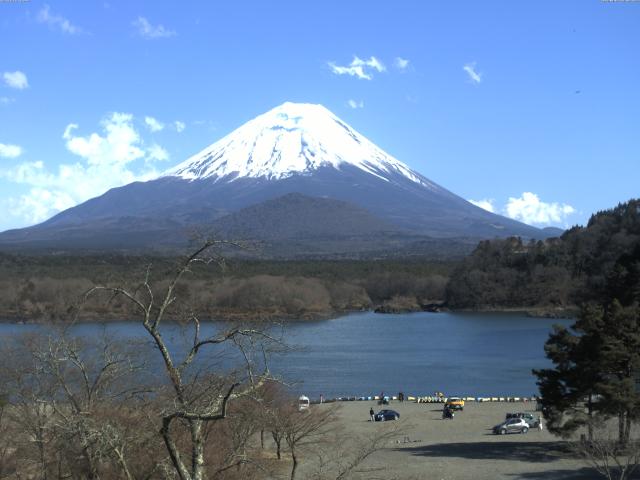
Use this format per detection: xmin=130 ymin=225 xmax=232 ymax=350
xmin=0 ymin=334 xmax=399 ymax=480
xmin=0 ymin=256 xmax=450 ymax=322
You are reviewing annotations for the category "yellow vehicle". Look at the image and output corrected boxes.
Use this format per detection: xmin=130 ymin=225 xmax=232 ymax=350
xmin=445 ymin=397 xmax=465 ymax=411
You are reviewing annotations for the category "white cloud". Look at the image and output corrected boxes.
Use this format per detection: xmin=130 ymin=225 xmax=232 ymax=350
xmin=395 ymin=57 xmax=410 ymax=71
xmin=132 ymin=16 xmax=176 ymax=39
xmin=469 ymin=198 xmax=495 ymax=213
xmin=0 ymin=97 xmax=14 ymax=105
xmin=147 ymin=144 xmax=169 ymax=162
xmin=9 ymin=188 xmax=76 ymax=224
xmin=63 ymin=113 xmax=146 ymax=166
xmin=0 ymin=143 xmax=22 ymax=158
xmin=463 ymin=62 xmax=482 ymax=84
xmin=328 ymin=56 xmax=385 ymax=80
xmin=37 ymin=4 xmax=83 ymax=34
xmin=144 ymin=116 xmax=165 ymax=132
xmin=347 ymin=99 xmax=364 ymax=109
xmin=174 ymin=120 xmax=186 ymax=133
xmin=4 ymin=113 xmax=166 ymax=225
xmin=3 ymin=71 xmax=29 ymax=90
xmin=504 ymin=192 xmax=575 ymax=226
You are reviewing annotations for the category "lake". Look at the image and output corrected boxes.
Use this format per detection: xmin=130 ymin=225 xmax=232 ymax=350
xmin=0 ymin=311 xmax=571 ymax=400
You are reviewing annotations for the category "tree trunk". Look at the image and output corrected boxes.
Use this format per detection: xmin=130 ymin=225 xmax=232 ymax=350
xmin=161 ymin=417 xmax=192 ymax=480
xmin=272 ymin=432 xmax=281 ymax=460
xmin=587 ymin=394 xmax=594 ymax=442
xmin=290 ymin=447 xmax=298 ymax=480
xmin=624 ymin=411 xmax=631 ymax=446
xmin=37 ymin=425 xmax=47 ymax=480
xmin=191 ymin=420 xmax=205 ymax=480
xmin=618 ymin=412 xmax=626 ymax=446
xmin=80 ymin=428 xmax=100 ymax=480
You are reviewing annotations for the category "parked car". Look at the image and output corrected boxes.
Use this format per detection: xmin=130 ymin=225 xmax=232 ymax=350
xmin=445 ymin=397 xmax=464 ymax=411
xmin=298 ymin=395 xmax=310 ymax=411
xmin=505 ymin=412 xmax=540 ymax=428
xmin=375 ymin=409 xmax=400 ymax=421
xmin=493 ymin=418 xmax=530 ymax=435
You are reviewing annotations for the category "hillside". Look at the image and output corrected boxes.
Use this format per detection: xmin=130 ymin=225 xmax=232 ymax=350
xmin=445 ymin=199 xmax=640 ymax=312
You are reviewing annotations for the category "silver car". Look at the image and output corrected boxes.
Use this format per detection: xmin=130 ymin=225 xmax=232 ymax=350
xmin=493 ymin=417 xmax=530 ymax=435
xmin=505 ymin=412 xmax=540 ymax=428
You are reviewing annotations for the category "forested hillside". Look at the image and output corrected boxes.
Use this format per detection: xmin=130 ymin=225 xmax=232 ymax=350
xmin=2 ymin=199 xmax=639 ymax=322
xmin=446 ymin=199 xmax=640 ymax=311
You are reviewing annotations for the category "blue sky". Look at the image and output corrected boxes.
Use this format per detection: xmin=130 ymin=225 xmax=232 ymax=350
xmin=0 ymin=0 xmax=638 ymax=232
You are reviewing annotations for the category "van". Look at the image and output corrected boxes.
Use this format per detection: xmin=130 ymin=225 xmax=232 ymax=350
xmin=298 ymin=395 xmax=310 ymax=411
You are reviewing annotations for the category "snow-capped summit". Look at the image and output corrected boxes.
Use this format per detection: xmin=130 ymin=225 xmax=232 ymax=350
xmin=166 ymin=102 xmax=435 ymax=188
xmin=0 ymin=101 xmax=553 ymax=252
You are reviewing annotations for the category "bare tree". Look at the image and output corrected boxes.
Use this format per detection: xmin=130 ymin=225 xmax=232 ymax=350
xmin=280 ymin=407 xmax=337 ymax=480
xmin=0 ymin=331 xmax=157 ymax=480
xmin=308 ymin=422 xmax=402 ymax=480
xmin=257 ymin=382 xmax=291 ymax=461
xmin=575 ymin=419 xmax=640 ymax=480
xmin=38 ymin=333 xmax=150 ymax=479
xmin=1 ymin=337 xmax=55 ymax=480
xmin=0 ymin=393 xmax=17 ymax=479
xmin=85 ymin=240 xmax=277 ymax=480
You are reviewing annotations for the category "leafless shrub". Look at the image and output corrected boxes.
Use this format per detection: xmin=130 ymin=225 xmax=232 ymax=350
xmin=309 ymin=422 xmax=403 ymax=480
xmin=574 ymin=419 xmax=640 ymax=480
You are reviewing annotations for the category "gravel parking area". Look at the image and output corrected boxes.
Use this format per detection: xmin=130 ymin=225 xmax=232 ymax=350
xmin=317 ymin=400 xmax=601 ymax=480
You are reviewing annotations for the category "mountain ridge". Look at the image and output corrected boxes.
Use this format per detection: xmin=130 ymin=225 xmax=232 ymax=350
xmin=0 ymin=102 xmax=556 ymax=255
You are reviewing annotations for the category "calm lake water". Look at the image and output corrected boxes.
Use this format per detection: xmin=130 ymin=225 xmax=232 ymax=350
xmin=0 ymin=311 xmax=571 ymax=400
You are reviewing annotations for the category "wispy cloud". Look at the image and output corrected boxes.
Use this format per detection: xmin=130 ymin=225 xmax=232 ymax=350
xmin=395 ymin=57 xmax=410 ymax=71
xmin=37 ymin=5 xmax=84 ymax=35
xmin=174 ymin=120 xmax=186 ymax=133
xmin=144 ymin=116 xmax=164 ymax=132
xmin=0 ymin=97 xmax=14 ymax=106
xmin=132 ymin=16 xmax=176 ymax=39
xmin=328 ymin=56 xmax=385 ymax=80
xmin=347 ymin=99 xmax=364 ymax=109
xmin=505 ymin=192 xmax=575 ymax=226
xmin=4 ymin=113 xmax=166 ymax=224
xmin=469 ymin=198 xmax=495 ymax=213
xmin=463 ymin=62 xmax=482 ymax=84
xmin=3 ymin=71 xmax=29 ymax=90
xmin=0 ymin=143 xmax=23 ymax=158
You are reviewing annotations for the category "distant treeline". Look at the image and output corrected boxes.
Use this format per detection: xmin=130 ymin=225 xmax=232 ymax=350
xmin=0 ymin=255 xmax=452 ymax=321
xmin=446 ymin=199 xmax=640 ymax=312
xmin=2 ymin=199 xmax=639 ymax=322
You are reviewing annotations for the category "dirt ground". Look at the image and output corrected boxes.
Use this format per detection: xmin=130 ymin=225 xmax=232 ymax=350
xmin=310 ymin=400 xmax=603 ymax=480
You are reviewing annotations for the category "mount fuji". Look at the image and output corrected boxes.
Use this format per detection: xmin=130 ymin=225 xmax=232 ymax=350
xmin=0 ymin=102 xmax=553 ymax=255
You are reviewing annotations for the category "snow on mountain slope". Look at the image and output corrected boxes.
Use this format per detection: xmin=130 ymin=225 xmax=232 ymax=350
xmin=165 ymin=102 xmax=440 ymax=190
xmin=0 ymin=101 xmax=553 ymax=252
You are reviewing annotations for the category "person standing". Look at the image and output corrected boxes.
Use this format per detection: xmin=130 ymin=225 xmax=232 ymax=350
xmin=369 ymin=407 xmax=375 ymax=422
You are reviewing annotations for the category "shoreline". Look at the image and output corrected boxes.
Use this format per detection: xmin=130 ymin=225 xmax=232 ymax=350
xmin=0 ymin=304 xmax=577 ymax=325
